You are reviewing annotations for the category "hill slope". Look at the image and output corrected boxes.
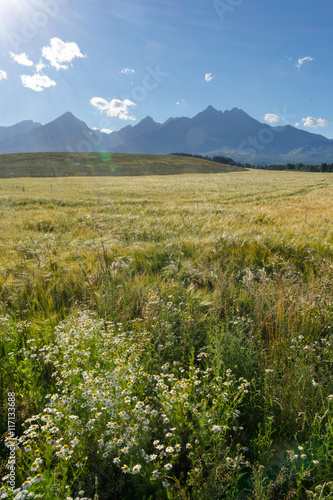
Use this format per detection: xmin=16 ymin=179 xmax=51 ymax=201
xmin=0 ymin=152 xmax=246 ymax=178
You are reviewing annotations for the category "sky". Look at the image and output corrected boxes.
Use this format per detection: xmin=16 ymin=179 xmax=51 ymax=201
xmin=0 ymin=0 xmax=332 ymax=138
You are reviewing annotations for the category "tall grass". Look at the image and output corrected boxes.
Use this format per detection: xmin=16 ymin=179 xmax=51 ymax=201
xmin=0 ymin=169 xmax=333 ymax=499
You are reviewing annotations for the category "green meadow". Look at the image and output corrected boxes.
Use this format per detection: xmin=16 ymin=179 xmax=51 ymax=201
xmin=0 ymin=162 xmax=332 ymax=499
xmin=0 ymin=152 xmax=245 ymax=178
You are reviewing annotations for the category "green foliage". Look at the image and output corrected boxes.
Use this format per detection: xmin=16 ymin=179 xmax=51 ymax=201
xmin=0 ymin=152 xmax=244 ymax=178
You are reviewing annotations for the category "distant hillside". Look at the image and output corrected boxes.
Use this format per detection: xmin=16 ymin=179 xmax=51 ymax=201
xmin=0 ymin=152 xmax=246 ymax=178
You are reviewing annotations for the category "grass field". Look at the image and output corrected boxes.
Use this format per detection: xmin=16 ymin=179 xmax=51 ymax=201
xmin=0 ymin=166 xmax=332 ymax=499
xmin=0 ymin=152 xmax=245 ymax=178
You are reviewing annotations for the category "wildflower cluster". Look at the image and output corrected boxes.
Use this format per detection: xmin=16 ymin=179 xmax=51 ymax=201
xmin=287 ymin=444 xmax=320 ymax=483
xmin=1 ymin=311 xmax=250 ymax=498
xmin=289 ymin=334 xmax=333 ymax=386
xmin=290 ymin=335 xmax=332 ymax=361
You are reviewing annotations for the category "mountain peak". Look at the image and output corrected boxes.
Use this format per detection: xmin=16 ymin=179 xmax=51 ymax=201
xmin=131 ymin=115 xmax=160 ymax=134
xmin=193 ymin=105 xmax=222 ymax=121
xmin=228 ymin=107 xmax=249 ymax=116
xmin=201 ymin=105 xmax=221 ymax=116
xmin=45 ymin=112 xmax=89 ymax=131
xmin=205 ymin=105 xmax=218 ymax=112
xmin=58 ymin=111 xmax=78 ymax=121
xmin=140 ymin=116 xmax=156 ymax=124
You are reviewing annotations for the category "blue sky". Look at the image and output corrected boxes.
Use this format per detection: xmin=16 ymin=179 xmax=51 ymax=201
xmin=0 ymin=0 xmax=332 ymax=138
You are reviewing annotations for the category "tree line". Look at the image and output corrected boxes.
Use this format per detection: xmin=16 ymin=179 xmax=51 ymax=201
xmin=170 ymin=153 xmax=333 ymax=172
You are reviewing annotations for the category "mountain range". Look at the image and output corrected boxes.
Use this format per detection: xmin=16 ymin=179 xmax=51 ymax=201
xmin=1 ymin=106 xmax=333 ymax=165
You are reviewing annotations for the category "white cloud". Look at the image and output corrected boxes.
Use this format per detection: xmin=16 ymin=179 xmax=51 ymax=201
xmin=296 ymin=56 xmax=314 ymax=71
xmin=92 ymin=127 xmax=113 ymax=134
xmin=264 ymin=113 xmax=280 ymax=124
xmin=20 ymin=74 xmax=56 ymax=92
xmin=35 ymin=61 xmax=47 ymax=73
xmin=9 ymin=52 xmax=34 ymax=67
xmin=121 ymin=68 xmax=135 ymax=75
xmin=41 ymin=38 xmax=85 ymax=70
xmin=295 ymin=122 xmax=300 ymax=127
xmin=301 ymin=116 xmax=328 ymax=128
xmin=176 ymin=99 xmax=186 ymax=105
xmin=90 ymin=97 xmax=136 ymax=121
xmin=205 ymin=73 xmax=214 ymax=82
xmin=0 ymin=70 xmax=7 ymax=80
